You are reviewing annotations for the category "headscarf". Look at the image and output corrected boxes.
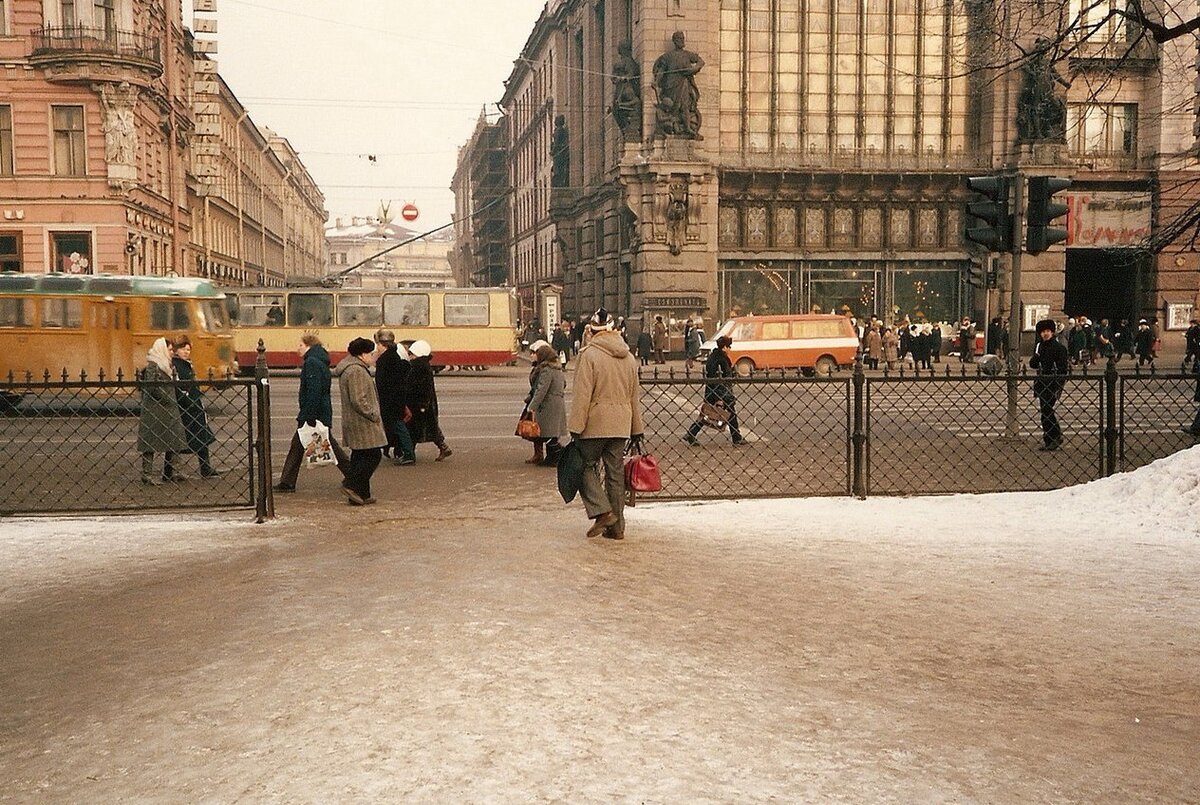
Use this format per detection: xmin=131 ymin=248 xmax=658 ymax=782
xmin=146 ymin=337 xmax=173 ymax=375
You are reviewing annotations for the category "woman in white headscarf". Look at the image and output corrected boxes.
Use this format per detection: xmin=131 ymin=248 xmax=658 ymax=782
xmin=137 ymin=337 xmax=188 ymax=485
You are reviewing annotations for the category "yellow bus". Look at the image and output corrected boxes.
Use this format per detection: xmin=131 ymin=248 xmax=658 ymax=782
xmin=0 ymin=272 xmax=235 ymax=380
xmin=228 ymin=286 xmax=519 ymax=370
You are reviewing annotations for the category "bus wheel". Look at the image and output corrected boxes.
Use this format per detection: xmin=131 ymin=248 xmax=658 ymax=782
xmin=735 ymin=357 xmax=755 ymax=377
xmin=0 ymin=391 xmax=22 ymax=412
xmin=814 ymin=356 xmax=837 ymax=376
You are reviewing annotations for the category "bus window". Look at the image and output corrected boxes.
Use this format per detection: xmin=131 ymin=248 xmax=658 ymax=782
xmin=42 ymin=298 xmax=83 ymax=328
xmin=204 ymin=300 xmax=230 ymax=332
xmin=761 ymin=322 xmax=789 ymax=340
xmin=151 ymin=300 xmax=192 ymax=331
xmin=0 ymin=297 xmax=33 ymax=326
xmin=287 ymin=294 xmax=333 ymax=327
xmin=445 ymin=292 xmax=489 ymax=326
xmin=337 ymin=293 xmax=382 ymax=327
xmin=383 ymin=293 xmax=430 ymax=326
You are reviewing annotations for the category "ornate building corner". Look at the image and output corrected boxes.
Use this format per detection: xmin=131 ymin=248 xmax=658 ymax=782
xmin=94 ymin=82 xmax=140 ymax=187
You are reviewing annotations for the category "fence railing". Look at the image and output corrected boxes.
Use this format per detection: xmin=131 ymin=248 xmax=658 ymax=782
xmin=1 ymin=367 xmax=273 ymax=518
xmin=636 ymin=361 xmax=1198 ymax=501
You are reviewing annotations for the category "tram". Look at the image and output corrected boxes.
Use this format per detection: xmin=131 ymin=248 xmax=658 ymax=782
xmin=227 ymin=286 xmax=519 ymax=370
xmin=0 ymin=273 xmax=236 ymax=380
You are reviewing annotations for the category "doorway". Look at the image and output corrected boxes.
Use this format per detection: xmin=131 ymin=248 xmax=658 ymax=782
xmin=1064 ymin=248 xmax=1143 ymax=323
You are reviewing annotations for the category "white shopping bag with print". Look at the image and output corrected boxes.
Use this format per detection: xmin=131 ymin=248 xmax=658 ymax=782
xmin=298 ymin=421 xmax=335 ymax=468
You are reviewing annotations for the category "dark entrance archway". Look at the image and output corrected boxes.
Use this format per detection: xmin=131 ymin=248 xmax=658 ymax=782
xmin=1064 ymin=248 xmax=1146 ymax=324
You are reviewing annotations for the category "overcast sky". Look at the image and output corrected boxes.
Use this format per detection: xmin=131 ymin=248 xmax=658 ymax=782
xmin=188 ymin=0 xmax=546 ymax=228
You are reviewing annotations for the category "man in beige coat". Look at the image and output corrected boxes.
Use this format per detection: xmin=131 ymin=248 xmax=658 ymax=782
xmin=568 ymin=308 xmax=644 ymax=540
xmin=333 ymin=337 xmax=388 ymax=506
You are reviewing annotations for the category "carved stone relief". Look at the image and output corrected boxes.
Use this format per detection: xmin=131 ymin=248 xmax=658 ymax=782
xmin=862 ymin=208 xmax=883 ymax=248
xmin=832 ymin=207 xmax=855 ymax=249
xmin=746 ymin=206 xmax=768 ymax=248
xmin=95 ymin=81 xmax=139 ymax=167
xmin=804 ymin=208 xmax=825 ymax=248
xmin=718 ymin=205 xmax=739 ymax=248
xmin=774 ymin=206 xmax=797 ymax=248
xmin=890 ymin=208 xmax=911 ymax=248
xmin=918 ymin=208 xmax=940 ymax=248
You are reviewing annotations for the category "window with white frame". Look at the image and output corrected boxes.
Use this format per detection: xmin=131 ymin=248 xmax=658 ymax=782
xmin=52 ymin=105 xmax=86 ymax=176
xmin=1067 ymin=103 xmax=1138 ymax=156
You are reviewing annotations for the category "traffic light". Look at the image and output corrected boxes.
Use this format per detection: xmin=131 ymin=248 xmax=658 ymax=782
xmin=966 ymin=176 xmax=1013 ymax=253
xmin=967 ymin=260 xmax=985 ymax=287
xmin=986 ymin=261 xmax=998 ymax=289
xmin=1026 ymin=175 xmax=1071 ymax=255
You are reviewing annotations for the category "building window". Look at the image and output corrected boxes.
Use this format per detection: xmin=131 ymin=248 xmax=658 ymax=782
xmin=0 ymin=105 xmax=12 ymax=175
xmin=94 ymin=0 xmax=115 ymax=39
xmin=0 ymin=0 xmax=8 ymax=36
xmin=51 ymin=231 xmax=92 ymax=274
xmin=1067 ymin=103 xmax=1138 ymax=156
xmin=61 ymin=0 xmax=76 ymax=28
xmin=52 ymin=106 xmax=86 ymax=176
xmin=0 ymin=232 xmax=21 ymax=272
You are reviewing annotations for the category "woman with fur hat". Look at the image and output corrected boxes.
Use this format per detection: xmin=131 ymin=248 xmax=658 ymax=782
xmin=137 ymin=337 xmax=189 ymax=485
xmin=333 ymin=337 xmax=388 ymax=504
xmin=403 ymin=340 xmax=452 ymax=461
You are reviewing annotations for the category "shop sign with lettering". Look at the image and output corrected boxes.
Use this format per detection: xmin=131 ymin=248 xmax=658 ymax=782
xmin=1065 ymin=192 xmax=1151 ymax=247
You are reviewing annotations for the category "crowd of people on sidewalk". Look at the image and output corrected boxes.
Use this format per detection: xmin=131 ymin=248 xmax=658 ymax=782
xmin=137 ymin=335 xmax=225 ymax=485
xmin=273 ymin=330 xmax=451 ymax=506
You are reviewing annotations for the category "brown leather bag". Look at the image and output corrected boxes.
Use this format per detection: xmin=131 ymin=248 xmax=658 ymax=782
xmin=515 ymin=409 xmax=541 ymax=440
xmin=698 ymin=400 xmax=730 ymax=430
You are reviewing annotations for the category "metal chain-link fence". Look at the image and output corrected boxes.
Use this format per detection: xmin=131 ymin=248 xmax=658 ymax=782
xmin=1 ymin=371 xmax=273 ymax=516
xmin=636 ymin=364 xmax=1200 ymax=501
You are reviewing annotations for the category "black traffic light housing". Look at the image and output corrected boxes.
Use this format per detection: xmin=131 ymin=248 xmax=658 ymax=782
xmin=966 ymin=176 xmax=1013 ymax=253
xmin=1026 ymin=176 xmax=1071 ymax=255
xmin=967 ymin=259 xmax=985 ymax=287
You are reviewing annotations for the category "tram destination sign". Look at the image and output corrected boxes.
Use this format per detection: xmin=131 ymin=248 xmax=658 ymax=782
xmin=645 ymin=295 xmax=708 ymax=309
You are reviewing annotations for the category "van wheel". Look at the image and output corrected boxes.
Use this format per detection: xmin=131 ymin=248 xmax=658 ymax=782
xmin=814 ymin=356 xmax=837 ymax=376
xmin=735 ymin=357 xmax=755 ymax=377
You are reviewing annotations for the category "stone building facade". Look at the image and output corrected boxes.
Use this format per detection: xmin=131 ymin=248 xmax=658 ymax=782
xmin=474 ymin=0 xmax=1200 ymax=350
xmin=325 ymin=217 xmax=455 ymax=290
xmin=0 ymin=0 xmax=324 ymax=286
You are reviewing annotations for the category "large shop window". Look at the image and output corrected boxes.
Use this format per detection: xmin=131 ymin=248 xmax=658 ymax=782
xmin=892 ymin=269 xmax=959 ymax=324
xmin=722 ymin=263 xmax=800 ymax=317
xmin=809 ymin=272 xmax=878 ymax=319
xmin=51 ymin=232 xmax=91 ymax=274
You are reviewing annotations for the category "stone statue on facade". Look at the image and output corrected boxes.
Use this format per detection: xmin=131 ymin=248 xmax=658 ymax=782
xmin=550 ymin=114 xmax=570 ymax=188
xmin=610 ymin=41 xmax=643 ymax=141
xmin=96 ymin=82 xmax=139 ymax=166
xmin=1016 ymin=39 xmax=1069 ymax=144
xmin=652 ymin=31 xmax=704 ymax=140
xmin=666 ymin=178 xmax=689 ymax=255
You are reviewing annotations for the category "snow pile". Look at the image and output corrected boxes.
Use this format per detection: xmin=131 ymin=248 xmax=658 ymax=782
xmin=0 ymin=514 xmax=282 ymax=607
xmin=633 ymin=446 xmax=1200 ymax=543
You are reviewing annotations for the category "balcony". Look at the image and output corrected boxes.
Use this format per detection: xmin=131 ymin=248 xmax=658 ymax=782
xmin=29 ymin=26 xmax=163 ymax=85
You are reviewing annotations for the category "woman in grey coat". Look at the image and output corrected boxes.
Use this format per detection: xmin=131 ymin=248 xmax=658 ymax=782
xmin=528 ymin=343 xmax=568 ymax=465
xmin=333 ymin=337 xmax=388 ymax=505
xmin=137 ymin=337 xmax=188 ymax=485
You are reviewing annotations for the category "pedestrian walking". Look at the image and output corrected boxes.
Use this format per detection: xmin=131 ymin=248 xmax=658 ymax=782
xmin=1183 ymin=357 xmax=1200 ymax=437
xmin=898 ymin=321 xmax=912 ymax=364
xmin=568 ymin=308 xmax=643 ymax=541
xmin=912 ymin=325 xmax=932 ymax=370
xmin=551 ymin=320 xmax=573 ymax=368
xmin=374 ymin=329 xmax=416 ymax=466
xmin=683 ymin=335 xmax=748 ymax=446
xmin=404 ymin=340 xmax=453 ymax=461
xmin=523 ymin=340 xmax=553 ymax=465
xmin=1030 ymin=318 xmax=1069 ymax=451
xmin=636 ymin=326 xmax=653 ymax=366
xmin=865 ymin=324 xmax=882 ymax=370
xmin=683 ymin=317 xmax=699 ymax=369
xmin=1114 ymin=318 xmax=1135 ymax=362
xmin=137 ymin=337 xmax=188 ymax=485
xmin=170 ymin=335 xmax=222 ymax=479
xmin=274 ymin=334 xmax=350 ymax=493
xmin=958 ymin=317 xmax=976 ymax=362
xmin=1135 ymin=319 xmax=1155 ymax=368
xmin=652 ymin=315 xmax=669 ymax=364
xmin=930 ymin=322 xmax=943 ymax=363
xmin=334 ymin=337 xmax=388 ymax=505
xmin=1186 ymin=319 xmax=1200 ymax=369
xmin=528 ymin=343 xmax=568 ymax=465
xmin=882 ymin=326 xmax=899 ymax=370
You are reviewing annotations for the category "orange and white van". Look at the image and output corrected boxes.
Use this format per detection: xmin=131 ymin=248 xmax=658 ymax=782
xmin=703 ymin=314 xmax=860 ymax=376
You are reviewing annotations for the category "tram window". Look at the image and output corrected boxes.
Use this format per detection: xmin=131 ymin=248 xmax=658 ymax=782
xmin=90 ymin=277 xmax=133 ymax=295
xmin=0 ymin=274 xmax=36 ymax=291
xmin=231 ymin=293 xmax=283 ymax=326
xmin=287 ymin=294 xmax=333 ymax=327
xmin=337 ymin=293 xmax=382 ymax=326
xmin=41 ymin=298 xmax=82 ymax=328
xmin=0 ymin=297 xmax=33 ymax=326
xmin=383 ymin=293 xmax=430 ymax=326
xmin=205 ymin=301 xmax=229 ymax=332
xmin=444 ymin=293 xmax=489 ymax=326
xmin=150 ymin=300 xmax=192 ymax=330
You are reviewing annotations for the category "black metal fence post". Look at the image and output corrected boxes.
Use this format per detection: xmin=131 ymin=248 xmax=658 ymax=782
xmin=1104 ymin=356 xmax=1119 ymax=476
xmin=852 ymin=357 xmax=867 ymax=499
xmin=254 ymin=338 xmax=275 ymax=522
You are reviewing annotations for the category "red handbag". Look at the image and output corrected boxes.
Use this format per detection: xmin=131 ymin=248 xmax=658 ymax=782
xmin=624 ymin=445 xmax=662 ymax=493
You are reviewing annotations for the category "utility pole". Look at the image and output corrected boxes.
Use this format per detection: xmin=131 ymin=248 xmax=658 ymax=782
xmin=1005 ymin=171 xmax=1025 ymax=438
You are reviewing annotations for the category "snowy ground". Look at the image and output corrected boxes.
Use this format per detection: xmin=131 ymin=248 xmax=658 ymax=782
xmin=1 ymin=450 xmax=1197 ymax=801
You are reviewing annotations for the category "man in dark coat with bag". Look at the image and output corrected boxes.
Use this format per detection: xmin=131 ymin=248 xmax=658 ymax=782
xmin=274 ymin=334 xmax=350 ymax=492
xmin=373 ymin=329 xmax=416 ymax=465
xmin=403 ymin=340 xmax=452 ymax=462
